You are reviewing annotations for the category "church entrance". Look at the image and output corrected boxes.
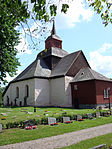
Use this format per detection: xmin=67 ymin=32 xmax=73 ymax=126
xmin=73 ymin=98 xmax=79 ymax=109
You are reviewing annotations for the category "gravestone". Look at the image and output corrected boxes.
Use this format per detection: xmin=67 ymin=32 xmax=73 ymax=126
xmin=110 ymin=110 xmax=112 ymax=115
xmin=87 ymin=113 xmax=93 ymax=119
xmin=63 ymin=117 xmax=70 ymax=123
xmin=77 ymin=115 xmax=82 ymax=121
xmin=0 ymin=124 xmax=2 ymax=132
xmin=23 ymin=120 xmax=35 ymax=128
xmin=48 ymin=117 xmax=56 ymax=125
xmin=96 ymin=112 xmax=100 ymax=118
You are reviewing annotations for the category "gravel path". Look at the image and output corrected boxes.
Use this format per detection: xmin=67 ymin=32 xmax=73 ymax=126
xmin=0 ymin=123 xmax=112 ymax=149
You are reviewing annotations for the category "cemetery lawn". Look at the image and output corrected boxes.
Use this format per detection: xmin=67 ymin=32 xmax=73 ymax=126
xmin=62 ymin=133 xmax=112 ymax=149
xmin=0 ymin=107 xmax=98 ymax=126
xmin=0 ymin=107 xmax=112 ymax=146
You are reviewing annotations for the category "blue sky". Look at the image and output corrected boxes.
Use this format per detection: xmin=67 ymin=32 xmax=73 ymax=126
xmin=6 ymin=0 xmax=112 ymax=83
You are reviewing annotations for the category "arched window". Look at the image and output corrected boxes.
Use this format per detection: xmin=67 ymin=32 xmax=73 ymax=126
xmin=16 ymin=87 xmax=19 ymax=98
xmin=25 ymin=85 xmax=29 ymax=97
xmin=107 ymin=87 xmax=110 ymax=98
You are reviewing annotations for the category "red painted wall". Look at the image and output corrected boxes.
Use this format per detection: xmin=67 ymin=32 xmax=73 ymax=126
xmin=71 ymin=80 xmax=96 ymax=105
xmin=71 ymin=80 xmax=112 ymax=106
xmin=45 ymin=38 xmax=62 ymax=49
xmin=95 ymin=80 xmax=112 ymax=104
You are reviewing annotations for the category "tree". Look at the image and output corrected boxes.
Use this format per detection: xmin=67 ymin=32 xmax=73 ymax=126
xmin=1 ymin=0 xmax=112 ymax=85
xmin=87 ymin=0 xmax=112 ymax=26
xmin=0 ymin=0 xmax=69 ymax=86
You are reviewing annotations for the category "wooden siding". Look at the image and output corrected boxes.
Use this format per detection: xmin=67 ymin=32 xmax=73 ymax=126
xmin=66 ymin=52 xmax=90 ymax=77
xmin=71 ymin=80 xmax=96 ymax=105
xmin=95 ymin=80 xmax=112 ymax=104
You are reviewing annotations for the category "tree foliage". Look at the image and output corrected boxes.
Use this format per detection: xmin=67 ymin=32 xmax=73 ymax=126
xmin=0 ymin=0 xmax=69 ymax=86
xmin=88 ymin=0 xmax=112 ymax=26
xmin=1 ymin=0 xmax=112 ymax=85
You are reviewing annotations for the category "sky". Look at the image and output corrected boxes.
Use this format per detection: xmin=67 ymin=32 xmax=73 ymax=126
xmin=6 ymin=0 xmax=112 ymax=83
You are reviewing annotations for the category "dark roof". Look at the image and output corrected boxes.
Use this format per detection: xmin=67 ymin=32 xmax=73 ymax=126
xmin=51 ymin=50 xmax=81 ymax=77
xmin=46 ymin=34 xmax=62 ymax=41
xmin=37 ymin=47 xmax=68 ymax=58
xmin=71 ymin=67 xmax=112 ymax=82
xmin=46 ymin=20 xmax=62 ymax=41
xmin=12 ymin=58 xmax=51 ymax=82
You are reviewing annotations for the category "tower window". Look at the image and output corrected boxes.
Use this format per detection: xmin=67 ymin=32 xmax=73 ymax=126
xmin=55 ymin=42 xmax=59 ymax=47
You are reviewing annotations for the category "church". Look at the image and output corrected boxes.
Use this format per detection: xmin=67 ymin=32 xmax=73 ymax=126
xmin=3 ymin=22 xmax=112 ymax=109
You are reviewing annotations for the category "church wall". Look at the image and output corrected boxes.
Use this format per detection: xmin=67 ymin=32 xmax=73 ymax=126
xmin=65 ymin=76 xmax=73 ymax=107
xmin=50 ymin=77 xmax=66 ymax=107
xmin=3 ymin=79 xmax=35 ymax=106
xmin=35 ymin=78 xmax=50 ymax=106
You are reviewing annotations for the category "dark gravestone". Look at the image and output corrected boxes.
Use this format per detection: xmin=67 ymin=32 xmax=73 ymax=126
xmin=110 ymin=110 xmax=112 ymax=115
xmin=87 ymin=113 xmax=93 ymax=119
xmin=48 ymin=117 xmax=56 ymax=125
xmin=77 ymin=115 xmax=82 ymax=121
xmin=23 ymin=120 xmax=35 ymax=128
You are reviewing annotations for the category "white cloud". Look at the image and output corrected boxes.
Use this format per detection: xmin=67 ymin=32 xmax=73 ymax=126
xmin=89 ymin=43 xmax=112 ymax=78
xmin=56 ymin=0 xmax=94 ymax=28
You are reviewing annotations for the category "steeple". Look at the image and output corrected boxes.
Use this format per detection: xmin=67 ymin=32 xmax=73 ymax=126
xmin=45 ymin=20 xmax=62 ymax=49
xmin=51 ymin=20 xmax=56 ymax=35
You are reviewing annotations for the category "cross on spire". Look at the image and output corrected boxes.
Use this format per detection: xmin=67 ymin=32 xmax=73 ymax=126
xmin=51 ymin=20 xmax=56 ymax=35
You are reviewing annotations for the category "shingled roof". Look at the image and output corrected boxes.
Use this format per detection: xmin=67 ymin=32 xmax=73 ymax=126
xmin=12 ymin=58 xmax=51 ymax=82
xmin=37 ymin=47 xmax=68 ymax=58
xmin=71 ymin=67 xmax=112 ymax=82
xmin=51 ymin=50 xmax=88 ymax=77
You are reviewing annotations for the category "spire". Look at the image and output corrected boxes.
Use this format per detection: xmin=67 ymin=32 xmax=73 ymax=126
xmin=51 ymin=20 xmax=56 ymax=35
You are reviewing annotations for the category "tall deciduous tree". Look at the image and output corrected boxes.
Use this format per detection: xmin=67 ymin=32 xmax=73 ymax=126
xmin=1 ymin=0 xmax=112 ymax=85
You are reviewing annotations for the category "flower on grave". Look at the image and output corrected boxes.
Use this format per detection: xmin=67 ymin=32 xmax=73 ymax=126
xmin=25 ymin=125 xmax=37 ymax=130
xmin=50 ymin=123 xmax=58 ymax=126
xmin=32 ymin=125 xmax=37 ymax=129
xmin=78 ymin=119 xmax=84 ymax=121
xmin=25 ymin=126 xmax=32 ymax=130
xmin=1 ymin=117 xmax=6 ymax=120
xmin=65 ymin=121 xmax=71 ymax=124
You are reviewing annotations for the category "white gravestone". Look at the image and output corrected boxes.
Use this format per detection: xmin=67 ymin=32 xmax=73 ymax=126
xmin=77 ymin=115 xmax=82 ymax=121
xmin=0 ymin=124 xmax=2 ymax=132
xmin=48 ymin=117 xmax=56 ymax=125
xmin=96 ymin=112 xmax=100 ymax=118
xmin=63 ymin=117 xmax=70 ymax=123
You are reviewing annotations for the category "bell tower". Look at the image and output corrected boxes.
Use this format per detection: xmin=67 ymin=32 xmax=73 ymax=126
xmin=37 ymin=20 xmax=68 ymax=70
xmin=45 ymin=20 xmax=62 ymax=50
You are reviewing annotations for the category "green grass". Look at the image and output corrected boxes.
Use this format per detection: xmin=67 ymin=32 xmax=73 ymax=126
xmin=61 ymin=133 xmax=112 ymax=149
xmin=0 ymin=107 xmax=112 ymax=146
xmin=0 ymin=107 xmax=96 ymax=127
xmin=0 ymin=116 xmax=112 ymax=146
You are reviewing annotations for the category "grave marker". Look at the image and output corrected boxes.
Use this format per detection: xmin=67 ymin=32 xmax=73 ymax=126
xmin=63 ymin=117 xmax=70 ymax=123
xmin=48 ymin=117 xmax=56 ymax=125
xmin=77 ymin=115 xmax=82 ymax=121
xmin=96 ymin=112 xmax=100 ymax=118
xmin=0 ymin=124 xmax=2 ymax=132
xmin=87 ymin=113 xmax=93 ymax=119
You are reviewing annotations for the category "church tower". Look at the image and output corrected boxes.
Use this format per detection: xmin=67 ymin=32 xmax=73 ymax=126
xmin=45 ymin=20 xmax=62 ymax=49
xmin=37 ymin=20 xmax=68 ymax=70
